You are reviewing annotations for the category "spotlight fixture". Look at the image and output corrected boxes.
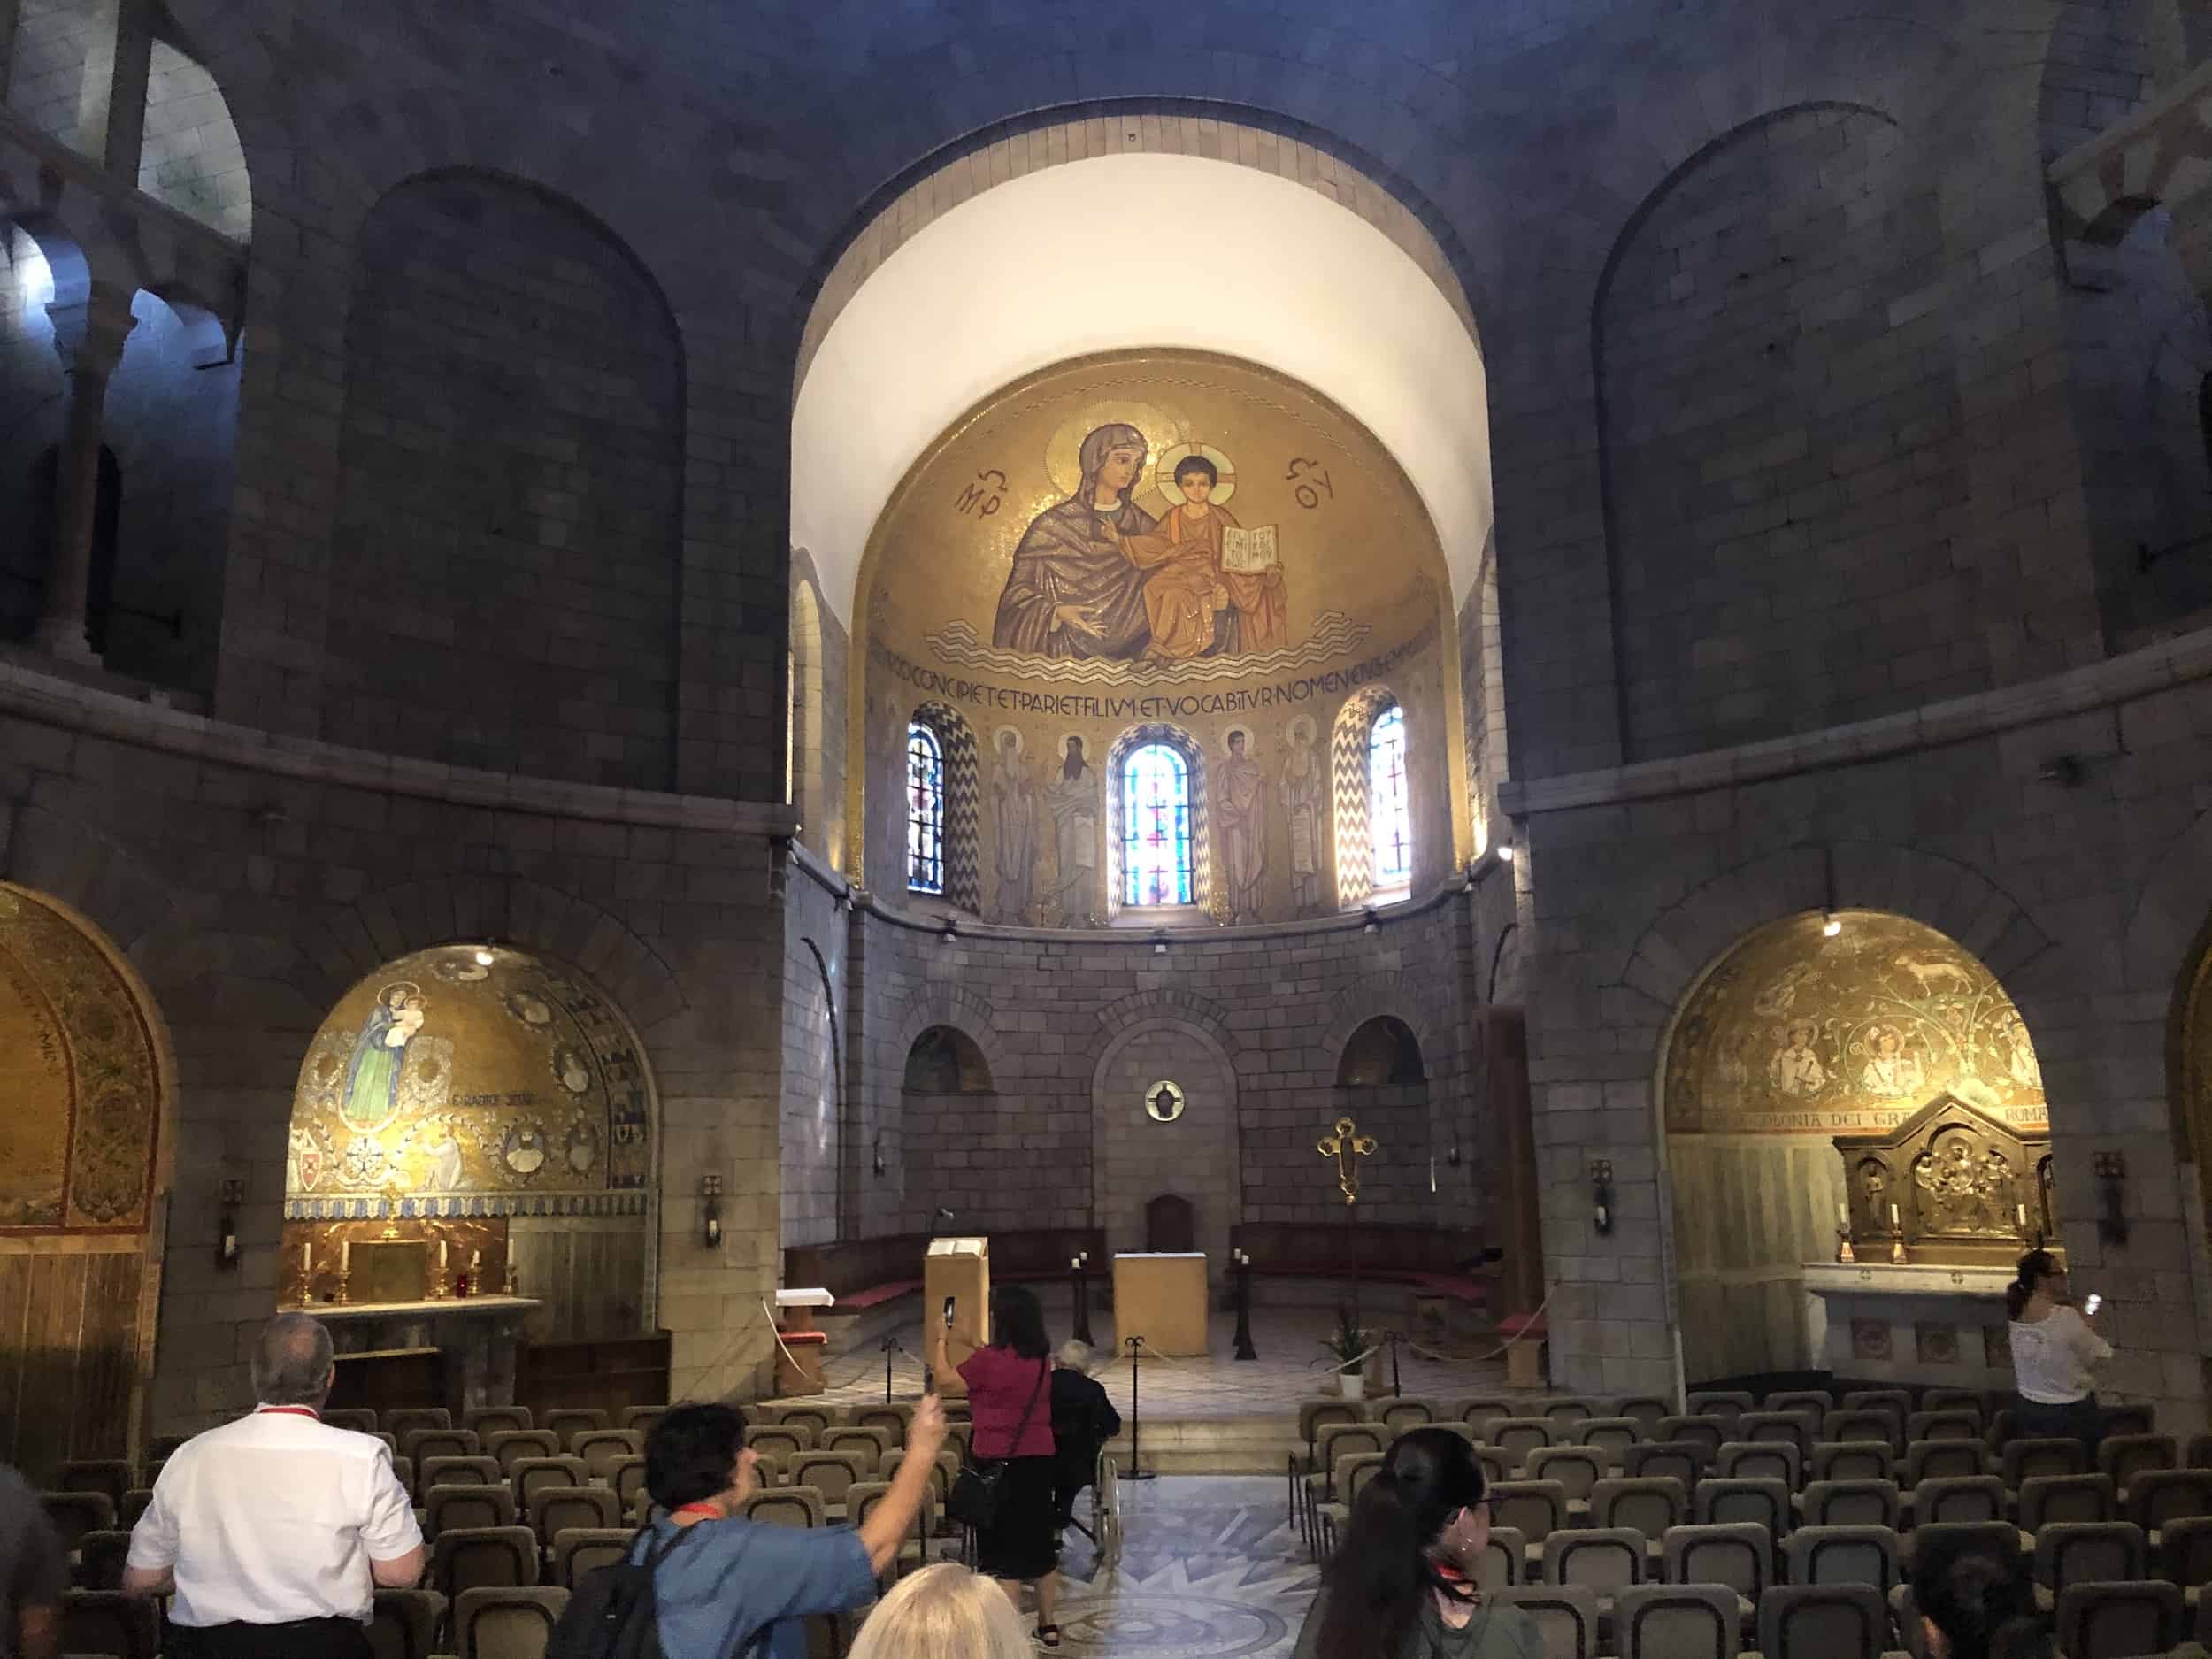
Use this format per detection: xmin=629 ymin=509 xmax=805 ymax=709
xmin=940 ymin=921 xmax=957 ymax=945
xmin=872 ymin=1134 xmax=887 ymax=1178
xmin=1363 ymin=910 xmax=1380 ymax=934
xmin=701 ymin=1175 xmax=724 ymax=1249
xmin=473 ymin=947 xmax=496 ymax=966
xmin=217 ymin=1177 xmax=245 ymax=1269
xmin=1590 ymin=1160 xmax=1615 ymax=1236
xmin=1496 ymin=842 xmax=1516 ymax=864
xmin=1822 ymin=913 xmax=1842 ymax=938
xmin=1152 ymin=931 xmax=1170 ymax=956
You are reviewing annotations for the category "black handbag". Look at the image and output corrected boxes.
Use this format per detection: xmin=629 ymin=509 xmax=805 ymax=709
xmin=947 ymin=1358 xmax=1048 ymax=1531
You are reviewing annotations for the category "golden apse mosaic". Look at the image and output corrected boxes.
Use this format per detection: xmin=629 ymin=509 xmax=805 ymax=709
xmin=1663 ymin=911 xmax=2047 ymax=1137
xmin=855 ymin=349 xmax=1469 ymax=925
xmin=0 ymin=884 xmax=161 ymax=1232
xmin=285 ymin=945 xmax=650 ymax=1222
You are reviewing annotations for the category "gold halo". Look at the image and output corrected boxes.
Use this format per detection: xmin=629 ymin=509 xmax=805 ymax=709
xmin=1043 ymin=403 xmax=1180 ymax=502
xmin=1150 ymin=442 xmax=1237 ymax=510
xmin=991 ymin=726 xmax=1025 ymax=757
xmin=1286 ymin=714 xmax=1317 ymax=748
xmin=1224 ymin=723 xmax=1255 ymax=751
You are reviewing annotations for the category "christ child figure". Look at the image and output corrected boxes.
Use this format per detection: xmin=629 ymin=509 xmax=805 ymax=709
xmin=1105 ymin=453 xmax=1286 ymax=660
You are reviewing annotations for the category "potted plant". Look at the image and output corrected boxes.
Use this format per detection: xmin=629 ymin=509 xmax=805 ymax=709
xmin=1313 ymin=1306 xmax=1372 ymax=1401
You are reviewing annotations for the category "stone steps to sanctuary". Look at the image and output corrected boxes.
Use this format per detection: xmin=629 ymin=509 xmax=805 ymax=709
xmin=1101 ymin=1415 xmax=1302 ymax=1475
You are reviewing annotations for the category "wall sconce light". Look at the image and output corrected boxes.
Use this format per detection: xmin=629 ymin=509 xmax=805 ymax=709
xmin=1590 ymin=1160 xmax=1615 ymax=1236
xmin=473 ymin=946 xmax=496 ymax=966
xmin=872 ymin=1134 xmax=887 ymax=1178
xmin=834 ymin=888 xmax=852 ymax=912
xmin=1152 ymin=931 xmax=1170 ymax=956
xmin=1446 ymin=1141 xmax=1463 ymax=1169
xmin=1363 ymin=909 xmax=1380 ymax=934
xmin=1495 ymin=842 xmax=1516 ymax=864
xmin=217 ymin=1177 xmax=245 ymax=1268
xmin=2092 ymin=1151 xmax=2129 ymax=1248
xmin=701 ymin=1175 xmax=724 ymax=1249
xmin=1822 ymin=912 xmax=1842 ymax=938
xmin=940 ymin=920 xmax=957 ymax=945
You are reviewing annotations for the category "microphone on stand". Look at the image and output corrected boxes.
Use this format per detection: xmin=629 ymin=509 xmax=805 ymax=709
xmin=929 ymin=1207 xmax=956 ymax=1241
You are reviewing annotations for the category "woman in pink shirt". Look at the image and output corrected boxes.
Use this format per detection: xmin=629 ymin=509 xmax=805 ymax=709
xmin=937 ymin=1286 xmax=1061 ymax=1646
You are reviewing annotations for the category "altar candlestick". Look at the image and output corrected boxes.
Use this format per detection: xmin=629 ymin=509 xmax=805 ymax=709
xmin=2016 ymin=1203 xmax=2027 ymax=1228
xmin=439 ymin=1239 xmax=449 ymax=1276
xmin=340 ymin=1239 xmax=350 ymax=1273
xmin=301 ymin=1240 xmax=311 ymax=1276
xmin=1838 ymin=1202 xmax=1849 ymax=1227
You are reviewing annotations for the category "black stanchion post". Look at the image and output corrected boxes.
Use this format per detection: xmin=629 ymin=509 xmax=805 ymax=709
xmin=1072 ymin=1251 xmax=1094 ymax=1347
xmin=881 ymin=1336 xmax=897 ymax=1403
xmin=1125 ymin=1334 xmax=1156 ymax=1480
xmin=1387 ymin=1328 xmax=1401 ymax=1398
xmin=1232 ymin=1248 xmax=1257 ymax=1362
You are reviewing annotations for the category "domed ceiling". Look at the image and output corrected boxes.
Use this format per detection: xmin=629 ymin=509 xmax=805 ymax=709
xmin=285 ymin=944 xmax=650 ymax=1221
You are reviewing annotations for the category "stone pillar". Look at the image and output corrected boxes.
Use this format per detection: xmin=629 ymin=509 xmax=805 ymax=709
xmin=36 ymin=286 xmax=137 ymax=664
xmin=0 ymin=0 xmax=20 ymax=99
xmin=73 ymin=0 xmax=154 ymax=180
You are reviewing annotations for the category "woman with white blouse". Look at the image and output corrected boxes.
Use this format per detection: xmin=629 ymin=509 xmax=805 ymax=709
xmin=2006 ymin=1249 xmax=2113 ymax=1453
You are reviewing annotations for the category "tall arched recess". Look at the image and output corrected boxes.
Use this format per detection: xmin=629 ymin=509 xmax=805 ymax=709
xmin=323 ymin=171 xmax=686 ymax=791
xmin=0 ymin=883 xmax=174 ymax=1482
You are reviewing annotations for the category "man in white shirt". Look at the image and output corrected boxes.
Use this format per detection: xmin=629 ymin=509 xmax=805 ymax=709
xmin=122 ymin=1314 xmax=424 ymax=1659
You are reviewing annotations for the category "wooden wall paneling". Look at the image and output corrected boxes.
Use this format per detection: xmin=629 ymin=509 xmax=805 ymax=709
xmin=19 ymin=1254 xmax=88 ymax=1484
xmin=74 ymin=1249 xmax=142 ymax=1461
xmin=0 ymin=1254 xmax=32 ymax=1468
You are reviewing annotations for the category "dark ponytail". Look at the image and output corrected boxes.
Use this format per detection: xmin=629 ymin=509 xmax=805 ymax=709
xmin=1912 ymin=1537 xmax=2049 ymax=1659
xmin=1310 ymin=1428 xmax=1485 ymax=1659
xmin=2005 ymin=1249 xmax=2055 ymax=1320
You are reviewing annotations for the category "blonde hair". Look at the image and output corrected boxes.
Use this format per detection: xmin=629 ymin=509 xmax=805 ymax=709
xmin=848 ymin=1563 xmax=1033 ymax=1659
xmin=1057 ymin=1340 xmax=1094 ymax=1371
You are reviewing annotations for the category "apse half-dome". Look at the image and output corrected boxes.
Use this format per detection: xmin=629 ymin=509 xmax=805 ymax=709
xmin=285 ymin=944 xmax=651 ymax=1220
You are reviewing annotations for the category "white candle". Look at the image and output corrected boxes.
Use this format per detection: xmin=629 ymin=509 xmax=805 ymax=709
xmin=1839 ymin=1202 xmax=1849 ymax=1228
xmin=1070 ymin=1256 xmax=1079 ymax=1271
xmin=2016 ymin=1203 xmax=2027 ymax=1228
xmin=340 ymin=1239 xmax=350 ymax=1274
xmin=1889 ymin=1203 xmax=1900 ymax=1226
xmin=301 ymin=1240 xmax=311 ymax=1275
xmin=1431 ymin=1156 xmax=1438 ymax=1194
xmin=439 ymin=1239 xmax=449 ymax=1275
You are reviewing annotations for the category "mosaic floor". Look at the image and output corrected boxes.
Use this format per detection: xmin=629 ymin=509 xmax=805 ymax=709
xmin=795 ymin=1310 xmax=1516 ymax=1421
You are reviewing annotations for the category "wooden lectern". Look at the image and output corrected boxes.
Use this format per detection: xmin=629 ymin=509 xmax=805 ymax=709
xmin=925 ymin=1236 xmax=989 ymax=1400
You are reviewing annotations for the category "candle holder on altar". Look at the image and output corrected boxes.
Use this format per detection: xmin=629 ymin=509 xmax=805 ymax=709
xmin=1889 ymin=1222 xmax=1909 ymax=1265
xmin=503 ymin=1258 xmax=519 ymax=1297
xmin=1834 ymin=1224 xmax=1856 ymax=1264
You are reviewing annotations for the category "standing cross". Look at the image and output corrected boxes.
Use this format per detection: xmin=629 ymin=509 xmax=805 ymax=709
xmin=1318 ymin=1115 xmax=1378 ymax=1205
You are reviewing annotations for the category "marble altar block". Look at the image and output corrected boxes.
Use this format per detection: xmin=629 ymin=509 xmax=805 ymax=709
xmin=1802 ymin=1263 xmax=2016 ymax=1387
xmin=298 ymin=1296 xmax=541 ymax=1410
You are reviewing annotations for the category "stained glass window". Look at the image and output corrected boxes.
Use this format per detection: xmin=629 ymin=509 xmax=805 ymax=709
xmin=1369 ymin=704 xmax=1412 ymax=890
xmin=907 ymin=721 xmax=944 ymax=893
xmin=1122 ymin=743 xmax=1193 ymax=906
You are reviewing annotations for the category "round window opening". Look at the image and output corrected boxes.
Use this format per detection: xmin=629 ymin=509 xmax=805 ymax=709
xmin=1144 ymin=1080 xmax=1186 ymax=1123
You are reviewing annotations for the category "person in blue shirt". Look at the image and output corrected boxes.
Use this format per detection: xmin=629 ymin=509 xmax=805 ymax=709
xmin=641 ymin=1392 xmax=948 ymax=1659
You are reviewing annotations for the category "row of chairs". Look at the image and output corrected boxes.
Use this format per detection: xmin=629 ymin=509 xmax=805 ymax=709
xmin=320 ymin=1403 xmax=664 ymax=1447
xmin=50 ymin=1584 xmax=576 ymax=1659
xmin=1473 ymin=1576 xmax=2202 ymax=1659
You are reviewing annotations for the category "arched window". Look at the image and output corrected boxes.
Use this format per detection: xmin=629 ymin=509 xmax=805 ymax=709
xmin=906 ymin=721 xmax=944 ymax=894
xmin=1368 ymin=705 xmax=1412 ymax=892
xmin=1122 ymin=743 xmax=1194 ymax=906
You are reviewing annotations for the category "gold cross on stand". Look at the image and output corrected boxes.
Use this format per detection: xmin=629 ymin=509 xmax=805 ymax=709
xmin=1318 ymin=1115 xmax=1378 ymax=1205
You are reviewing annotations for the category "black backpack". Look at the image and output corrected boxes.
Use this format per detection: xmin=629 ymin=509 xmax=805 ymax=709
xmin=546 ymin=1520 xmax=703 ymax=1659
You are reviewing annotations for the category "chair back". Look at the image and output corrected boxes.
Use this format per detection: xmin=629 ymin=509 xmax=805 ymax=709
xmin=1490 ymin=1417 xmax=1554 ymax=1468
xmin=1490 ymin=1586 xmax=1602 ymax=1659
xmin=2001 ymin=1437 xmax=2085 ymax=1486
xmin=542 ymin=1409 xmax=611 ymax=1450
xmin=1840 ymin=1388 xmax=1911 ymax=1415
xmin=326 ymin=1408 xmax=380 ymax=1434
xmin=1315 ymin=1422 xmax=1388 ymax=1474
xmin=1917 ymin=1389 xmax=1981 ymax=1418
xmin=1905 ymin=1438 xmax=1985 ymax=1486
xmin=434 ymin=1525 xmax=541 ymax=1596
xmin=2016 ymin=1473 xmax=2116 ymax=1532
xmin=1487 ymin=1479 xmax=1567 ymax=1542
xmin=369 ymin=1587 xmax=448 ymax=1659
xmin=74 ymin=1530 xmax=131 ymax=1591
xmin=2160 ymin=1513 xmax=2212 ymax=1588
xmin=528 ymin=1486 xmax=619 ymax=1540
xmin=1716 ymin=1440 xmax=1799 ymax=1488
xmin=119 ymin=1488 xmax=153 ymax=1531
xmin=1300 ymin=1399 xmax=1368 ymax=1448
xmin=2186 ymin=1432 xmax=2212 ymax=1471
xmin=1613 ymin=1584 xmax=1741 ymax=1659
xmin=2125 ymin=1465 xmax=2212 ymax=1532
xmin=403 ymin=1428 xmax=482 ymax=1468
xmin=2032 ymin=1521 xmax=2146 ymax=1593
xmin=2053 ymin=1579 xmax=2184 ymax=1659
xmin=1379 ymin=1397 xmax=1441 ymax=1432
xmin=741 ymin=1486 xmax=826 ymax=1528
xmin=454 ymin=1586 xmax=569 ymax=1659
xmin=1339 ymin=1453 xmax=1386 ymax=1508
xmin=1765 ymin=1389 xmax=1832 ymax=1414
xmin=1526 ymin=1446 xmax=1605 ymax=1502
xmin=1693 ymin=1476 xmax=1787 ymax=1536
xmin=2101 ymin=1404 xmax=2155 ymax=1438
xmin=820 ymin=1426 xmax=893 ymax=1469
xmin=1625 ymin=1443 xmax=1702 ymax=1487
xmin=746 ymin=1425 xmax=811 ymax=1463
xmin=847 ymin=1481 xmax=917 ymax=1543
xmin=1902 ymin=1409 xmax=1978 ymax=1443
xmin=1809 ymin=1442 xmax=1893 ymax=1486
xmin=1478 ymin=1526 xmax=1525 ymax=1587
xmin=56 ymin=1459 xmax=133 ymax=1507
xmin=58 ymin=1590 xmax=157 ymax=1659
xmin=1452 ymin=1397 xmax=1513 ymax=1436
xmin=1684 ymin=1391 xmax=1754 ymax=1426
xmin=488 ymin=1431 xmax=561 ymax=1476
xmin=1656 ymin=1417 xmax=1724 ymax=1463
xmin=1785 ymin=1524 xmax=1900 ymax=1592
xmin=621 ymin=1406 xmax=668 ymax=1436
xmin=611 ymin=1456 xmax=649 ymax=1510
xmin=1799 ymin=1479 xmax=1898 ymax=1530
xmin=426 ymin=1484 xmax=519 ymax=1536
xmin=2096 ymin=1432 xmax=2176 ymax=1491
xmin=1539 ymin=1397 xmax=1599 ymax=1429
xmin=573 ymin=1430 xmax=644 ymax=1482
xmin=1913 ymin=1476 xmax=2006 ymax=1525
xmin=1907 ymin=1522 xmax=2017 ymax=1580
xmin=1581 ymin=1418 xmax=1644 ymax=1467
xmin=552 ymin=1529 xmax=634 ymax=1587
xmin=1822 ymin=1412 xmax=1899 ymax=1455
xmin=771 ymin=1404 xmax=839 ymax=1440
xmin=39 ymin=1490 xmax=114 ymax=1548
xmin=850 ymin=1406 xmax=910 ymax=1445
xmin=387 ymin=1408 xmax=454 ymax=1440
xmin=1591 ymin=1477 xmax=1687 ymax=1540
xmin=1615 ymin=1397 xmax=1672 ymax=1439
xmin=1662 ymin=1521 xmax=1770 ymax=1601
xmin=464 ymin=1407 xmax=534 ymax=1438
xmin=424 ymin=1456 xmax=504 ymax=1493
xmin=789 ymin=1450 xmax=870 ymax=1508
xmin=513 ymin=1457 xmax=592 ymax=1509
xmin=1543 ymin=1525 xmax=1645 ymax=1593
xmin=1756 ymin=1583 xmax=1886 ymax=1659
xmin=1739 ymin=1412 xmax=1812 ymax=1456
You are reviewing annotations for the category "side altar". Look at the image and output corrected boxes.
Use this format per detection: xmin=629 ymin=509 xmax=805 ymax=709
xmin=1804 ymin=1095 xmax=2052 ymax=1386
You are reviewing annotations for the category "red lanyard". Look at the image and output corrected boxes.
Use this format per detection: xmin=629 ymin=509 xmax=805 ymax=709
xmin=673 ymin=1502 xmax=721 ymax=1522
xmin=258 ymin=1406 xmax=319 ymax=1419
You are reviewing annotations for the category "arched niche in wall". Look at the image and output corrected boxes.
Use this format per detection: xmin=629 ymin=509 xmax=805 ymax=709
xmin=282 ymin=943 xmax=657 ymax=1342
xmin=1337 ymin=1016 xmax=1425 ymax=1087
xmin=1655 ymin=910 xmax=2046 ymax=1384
xmin=323 ymin=170 xmax=685 ymax=791
xmin=903 ymin=1026 xmax=993 ymax=1095
xmin=2169 ymin=913 xmax=2212 ymax=1228
xmin=0 ymin=882 xmax=173 ymax=1482
xmin=1091 ymin=1018 xmax=1239 ymax=1273
xmin=791 ymin=579 xmax=826 ymax=850
xmin=851 ymin=349 xmax=1467 ymax=926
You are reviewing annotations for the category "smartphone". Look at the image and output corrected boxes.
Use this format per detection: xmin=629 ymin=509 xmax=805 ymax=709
xmin=2084 ymin=1293 xmax=2101 ymax=1316
xmin=942 ymin=1295 xmax=956 ymax=1328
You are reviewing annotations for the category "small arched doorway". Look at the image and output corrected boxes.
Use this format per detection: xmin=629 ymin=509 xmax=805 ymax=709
xmin=0 ymin=882 xmax=172 ymax=1480
xmin=1657 ymin=910 xmax=2047 ymax=1385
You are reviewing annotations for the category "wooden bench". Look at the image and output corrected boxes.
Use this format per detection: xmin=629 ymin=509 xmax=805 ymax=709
xmin=1228 ymin=1223 xmax=1498 ymax=1335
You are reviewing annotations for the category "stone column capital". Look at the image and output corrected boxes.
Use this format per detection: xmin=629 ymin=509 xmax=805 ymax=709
xmin=46 ymin=285 xmax=140 ymax=379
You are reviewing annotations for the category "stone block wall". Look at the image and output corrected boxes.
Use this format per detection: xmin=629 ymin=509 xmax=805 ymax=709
xmin=779 ymin=856 xmax=847 ymax=1249
xmin=136 ymin=37 xmax=249 ymax=239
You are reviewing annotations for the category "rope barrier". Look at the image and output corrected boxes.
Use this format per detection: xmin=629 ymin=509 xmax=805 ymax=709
xmin=1399 ymin=1293 xmax=1553 ymax=1366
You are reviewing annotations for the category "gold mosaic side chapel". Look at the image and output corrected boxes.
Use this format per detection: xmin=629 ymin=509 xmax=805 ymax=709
xmin=1664 ymin=911 xmax=2047 ymax=1136
xmin=0 ymin=885 xmax=161 ymax=1231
